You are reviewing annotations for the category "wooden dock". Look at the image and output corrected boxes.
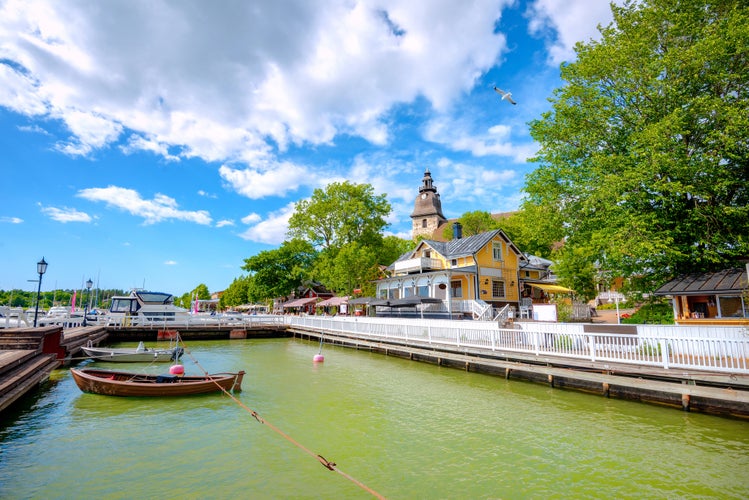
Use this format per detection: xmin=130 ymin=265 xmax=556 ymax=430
xmin=0 ymin=326 xmax=63 ymax=413
xmin=289 ymin=327 xmax=749 ymax=419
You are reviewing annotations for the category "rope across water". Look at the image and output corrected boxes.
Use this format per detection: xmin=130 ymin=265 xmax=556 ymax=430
xmin=176 ymin=335 xmax=387 ymax=499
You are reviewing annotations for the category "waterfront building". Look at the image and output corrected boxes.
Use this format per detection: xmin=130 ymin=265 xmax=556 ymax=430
xmin=654 ymin=267 xmax=749 ymax=325
xmin=376 ymin=170 xmax=571 ymax=319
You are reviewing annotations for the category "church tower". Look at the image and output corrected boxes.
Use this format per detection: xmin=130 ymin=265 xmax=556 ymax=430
xmin=410 ymin=169 xmax=447 ymax=240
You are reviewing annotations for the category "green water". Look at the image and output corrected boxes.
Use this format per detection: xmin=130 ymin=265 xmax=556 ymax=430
xmin=1 ymin=338 xmax=748 ymax=499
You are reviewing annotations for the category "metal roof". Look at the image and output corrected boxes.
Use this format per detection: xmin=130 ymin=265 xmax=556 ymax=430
xmin=654 ymin=268 xmax=748 ymax=296
xmin=418 ymin=229 xmax=523 ymax=259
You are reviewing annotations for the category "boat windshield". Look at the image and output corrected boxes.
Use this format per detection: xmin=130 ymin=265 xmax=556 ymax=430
xmin=135 ymin=292 xmax=174 ymax=304
xmin=110 ymin=298 xmax=139 ymax=313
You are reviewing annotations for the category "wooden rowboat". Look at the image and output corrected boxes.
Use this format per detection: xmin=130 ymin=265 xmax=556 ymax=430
xmin=70 ymin=368 xmax=245 ymax=397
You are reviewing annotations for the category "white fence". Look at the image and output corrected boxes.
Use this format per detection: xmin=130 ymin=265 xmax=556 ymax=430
xmin=103 ymin=313 xmax=287 ymax=329
xmin=286 ymin=316 xmax=749 ymax=374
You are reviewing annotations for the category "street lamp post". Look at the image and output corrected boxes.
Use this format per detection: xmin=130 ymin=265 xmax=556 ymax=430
xmin=33 ymin=257 xmax=48 ymax=328
xmin=83 ymin=278 xmax=93 ymax=326
xmin=608 ymin=294 xmax=621 ymax=324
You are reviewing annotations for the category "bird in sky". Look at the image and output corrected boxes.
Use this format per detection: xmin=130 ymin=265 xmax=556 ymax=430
xmin=493 ymin=86 xmax=517 ymax=105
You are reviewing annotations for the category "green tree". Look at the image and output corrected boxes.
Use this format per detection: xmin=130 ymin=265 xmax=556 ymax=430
xmin=375 ymin=235 xmax=414 ymax=267
xmin=526 ymin=0 xmax=749 ymax=289
xmin=497 ymin=206 xmax=563 ymax=259
xmin=242 ymin=239 xmax=318 ymax=300
xmin=551 ymin=245 xmax=598 ymax=300
xmin=313 ymin=242 xmax=381 ymax=296
xmin=219 ymin=275 xmax=251 ymax=309
xmin=192 ymin=284 xmax=211 ymax=300
xmin=287 ymin=181 xmax=391 ymax=250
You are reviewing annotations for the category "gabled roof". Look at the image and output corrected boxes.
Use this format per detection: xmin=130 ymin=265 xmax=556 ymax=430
xmin=654 ymin=268 xmax=748 ymax=296
xmin=522 ymin=254 xmax=554 ymax=270
xmin=420 ymin=229 xmax=524 ymax=260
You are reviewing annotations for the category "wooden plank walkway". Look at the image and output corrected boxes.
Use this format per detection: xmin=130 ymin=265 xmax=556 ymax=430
xmin=0 ymin=327 xmax=63 ymax=413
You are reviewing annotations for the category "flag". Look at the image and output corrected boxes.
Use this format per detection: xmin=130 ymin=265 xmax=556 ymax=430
xmin=71 ymin=290 xmax=77 ymax=312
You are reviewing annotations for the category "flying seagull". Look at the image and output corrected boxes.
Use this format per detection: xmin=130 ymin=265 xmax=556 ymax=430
xmin=493 ymin=86 xmax=517 ymax=105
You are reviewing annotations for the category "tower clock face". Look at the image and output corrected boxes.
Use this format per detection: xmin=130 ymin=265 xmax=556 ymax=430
xmin=421 ymin=193 xmax=427 ymax=199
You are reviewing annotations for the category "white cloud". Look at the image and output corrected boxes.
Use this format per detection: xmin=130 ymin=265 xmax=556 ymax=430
xmin=526 ymin=0 xmax=616 ymax=65
xmin=17 ymin=124 xmax=50 ymax=136
xmin=0 ymin=0 xmax=511 ymax=165
xmin=77 ymin=186 xmax=212 ymax=225
xmin=164 ymin=260 xmax=177 ymax=265
xmin=53 ymin=110 xmax=123 ymax=157
xmin=219 ymin=161 xmax=313 ymax=199
xmin=424 ymin=117 xmax=537 ymax=163
xmin=215 ymin=219 xmax=234 ymax=228
xmin=0 ymin=216 xmax=24 ymax=223
xmin=241 ymin=213 xmax=261 ymax=224
xmin=40 ymin=205 xmax=92 ymax=223
xmin=121 ymin=134 xmax=180 ymax=161
xmin=238 ymin=202 xmax=296 ymax=245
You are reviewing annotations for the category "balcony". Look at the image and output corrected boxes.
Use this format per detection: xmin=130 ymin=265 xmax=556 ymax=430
xmin=394 ymin=257 xmax=443 ymax=274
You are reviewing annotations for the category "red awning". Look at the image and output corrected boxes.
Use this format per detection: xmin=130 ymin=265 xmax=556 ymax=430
xmin=282 ymin=297 xmax=319 ymax=308
xmin=317 ymin=296 xmax=349 ymax=307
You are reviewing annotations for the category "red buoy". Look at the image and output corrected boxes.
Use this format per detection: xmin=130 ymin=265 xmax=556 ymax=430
xmin=313 ymin=354 xmax=324 ymax=363
xmin=169 ymin=364 xmax=185 ymax=375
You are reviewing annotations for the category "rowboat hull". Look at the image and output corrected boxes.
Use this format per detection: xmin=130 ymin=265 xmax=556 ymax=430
xmin=70 ymin=368 xmax=244 ymax=397
xmin=81 ymin=345 xmax=183 ymax=363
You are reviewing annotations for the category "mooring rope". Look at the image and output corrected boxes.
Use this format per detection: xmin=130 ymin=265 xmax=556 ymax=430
xmin=175 ymin=336 xmax=386 ymax=500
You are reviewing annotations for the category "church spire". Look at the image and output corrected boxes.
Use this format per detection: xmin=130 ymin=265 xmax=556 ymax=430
xmin=410 ymin=169 xmax=447 ymax=239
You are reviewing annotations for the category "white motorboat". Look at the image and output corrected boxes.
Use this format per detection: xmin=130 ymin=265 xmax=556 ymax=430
xmin=105 ymin=290 xmax=225 ymax=327
xmin=82 ymin=341 xmax=184 ymax=363
xmin=0 ymin=307 xmax=31 ymax=328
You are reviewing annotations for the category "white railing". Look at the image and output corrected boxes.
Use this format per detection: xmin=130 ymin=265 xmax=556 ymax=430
xmin=285 ymin=316 xmax=749 ymax=374
xmin=105 ymin=313 xmax=286 ymax=329
xmin=393 ymin=257 xmax=443 ymax=273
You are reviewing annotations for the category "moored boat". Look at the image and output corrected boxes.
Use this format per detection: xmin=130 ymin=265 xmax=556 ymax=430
xmin=70 ymin=368 xmax=245 ymax=396
xmin=81 ymin=341 xmax=183 ymax=363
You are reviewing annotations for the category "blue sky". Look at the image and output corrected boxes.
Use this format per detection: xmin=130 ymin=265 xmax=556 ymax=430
xmin=0 ymin=0 xmax=616 ymax=296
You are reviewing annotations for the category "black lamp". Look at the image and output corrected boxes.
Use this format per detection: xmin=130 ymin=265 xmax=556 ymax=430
xmin=33 ymin=257 xmax=48 ymax=328
xmin=84 ymin=278 xmax=93 ymax=326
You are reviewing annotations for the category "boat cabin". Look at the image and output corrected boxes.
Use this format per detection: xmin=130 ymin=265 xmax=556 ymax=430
xmin=109 ymin=290 xmax=185 ymax=323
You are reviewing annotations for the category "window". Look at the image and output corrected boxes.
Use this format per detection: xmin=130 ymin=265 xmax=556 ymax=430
xmin=524 ymin=270 xmax=530 ymax=278
xmin=719 ymin=296 xmax=746 ymax=317
xmin=416 ymin=285 xmax=429 ymax=297
xmin=492 ymin=242 xmax=503 ymax=261
xmin=422 ymin=219 xmax=427 ymax=228
xmin=451 ymin=281 xmax=463 ymax=298
xmin=451 ymin=259 xmax=457 ymax=267
xmin=492 ymin=280 xmax=505 ymax=298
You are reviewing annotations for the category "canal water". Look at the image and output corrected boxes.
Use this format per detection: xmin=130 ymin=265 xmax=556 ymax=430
xmin=1 ymin=338 xmax=748 ymax=499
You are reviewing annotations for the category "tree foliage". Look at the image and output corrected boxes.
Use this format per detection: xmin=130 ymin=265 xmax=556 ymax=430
xmin=241 ymin=239 xmax=318 ymax=300
xmin=441 ymin=211 xmax=500 ymax=239
xmin=287 ymin=181 xmax=391 ymax=250
xmin=219 ymin=275 xmax=252 ymax=308
xmin=312 ymin=243 xmax=379 ymax=295
xmin=526 ymin=0 xmax=749 ymax=289
xmin=496 ymin=207 xmax=564 ymax=260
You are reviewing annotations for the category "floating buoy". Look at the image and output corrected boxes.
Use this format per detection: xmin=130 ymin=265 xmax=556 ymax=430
xmin=169 ymin=364 xmax=185 ymax=375
xmin=313 ymin=354 xmax=324 ymax=363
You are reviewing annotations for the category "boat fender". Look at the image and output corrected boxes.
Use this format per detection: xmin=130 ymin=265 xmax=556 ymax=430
xmin=169 ymin=364 xmax=185 ymax=376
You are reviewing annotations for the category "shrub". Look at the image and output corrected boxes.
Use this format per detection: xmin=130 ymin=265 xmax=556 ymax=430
xmin=622 ymin=303 xmax=674 ymax=325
